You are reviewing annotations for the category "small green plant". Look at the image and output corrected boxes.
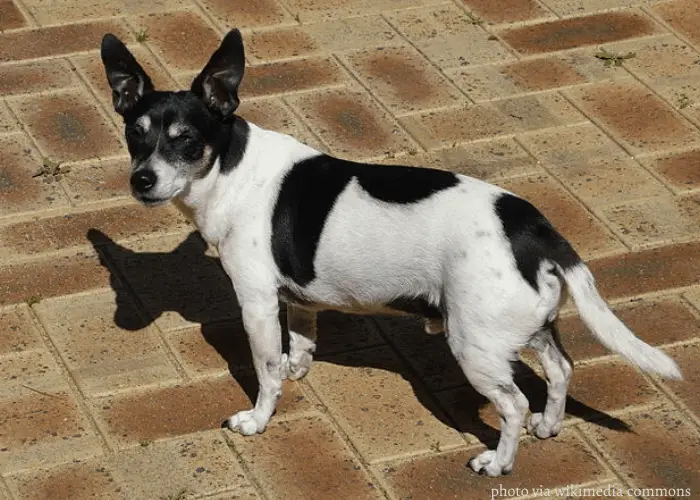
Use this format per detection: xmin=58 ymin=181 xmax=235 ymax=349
xmin=677 ymin=92 xmax=692 ymax=109
xmin=465 ymin=11 xmax=483 ymax=25
xmin=25 ymin=295 xmax=42 ymax=306
xmin=136 ymin=29 xmax=149 ymax=43
xmin=139 ymin=439 xmax=152 ymax=447
xmin=32 ymin=158 xmax=68 ymax=180
xmin=594 ymin=47 xmax=636 ymax=67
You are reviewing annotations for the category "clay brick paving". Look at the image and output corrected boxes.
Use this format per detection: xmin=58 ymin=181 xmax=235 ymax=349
xmin=0 ymin=0 xmax=699 ymax=498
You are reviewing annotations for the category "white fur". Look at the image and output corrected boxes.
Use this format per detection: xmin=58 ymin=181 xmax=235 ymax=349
xmin=164 ymin=122 xmax=681 ymax=476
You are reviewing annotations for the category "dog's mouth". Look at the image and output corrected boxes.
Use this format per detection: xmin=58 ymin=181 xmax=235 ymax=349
xmin=135 ymin=194 xmax=170 ymax=207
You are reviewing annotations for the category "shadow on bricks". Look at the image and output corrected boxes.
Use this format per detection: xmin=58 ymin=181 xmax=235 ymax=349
xmin=85 ymin=229 xmax=631 ymax=445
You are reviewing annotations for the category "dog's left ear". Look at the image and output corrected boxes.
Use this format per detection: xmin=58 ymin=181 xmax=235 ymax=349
xmin=101 ymin=34 xmax=154 ymax=115
xmin=191 ymin=29 xmax=245 ymax=120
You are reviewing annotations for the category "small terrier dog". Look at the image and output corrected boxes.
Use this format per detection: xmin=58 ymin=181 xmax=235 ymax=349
xmin=100 ymin=29 xmax=681 ymax=477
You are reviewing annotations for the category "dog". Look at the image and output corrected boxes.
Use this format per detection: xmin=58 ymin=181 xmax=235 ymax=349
xmin=100 ymin=29 xmax=682 ymax=477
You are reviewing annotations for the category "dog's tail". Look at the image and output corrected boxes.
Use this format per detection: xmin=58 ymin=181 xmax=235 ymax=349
xmin=558 ymin=262 xmax=682 ymax=380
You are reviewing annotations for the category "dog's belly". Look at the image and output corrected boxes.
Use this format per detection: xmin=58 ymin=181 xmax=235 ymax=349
xmin=278 ymin=286 xmax=445 ymax=334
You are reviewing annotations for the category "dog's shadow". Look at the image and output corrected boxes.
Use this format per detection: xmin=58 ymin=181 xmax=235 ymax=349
xmin=87 ymin=228 xmax=630 ymax=447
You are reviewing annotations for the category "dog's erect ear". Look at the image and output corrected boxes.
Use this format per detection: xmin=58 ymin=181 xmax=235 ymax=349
xmin=100 ymin=34 xmax=154 ymax=115
xmin=191 ymin=29 xmax=245 ymax=120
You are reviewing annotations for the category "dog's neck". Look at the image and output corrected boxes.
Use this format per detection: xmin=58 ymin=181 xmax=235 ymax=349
xmin=170 ymin=120 xmax=318 ymax=246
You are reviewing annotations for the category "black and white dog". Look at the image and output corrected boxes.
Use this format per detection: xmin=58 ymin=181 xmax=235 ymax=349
xmin=100 ymin=29 xmax=681 ymax=477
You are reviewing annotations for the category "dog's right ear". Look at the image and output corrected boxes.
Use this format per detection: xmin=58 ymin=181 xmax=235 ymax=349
xmin=100 ymin=34 xmax=154 ymax=115
xmin=191 ymin=29 xmax=245 ymax=120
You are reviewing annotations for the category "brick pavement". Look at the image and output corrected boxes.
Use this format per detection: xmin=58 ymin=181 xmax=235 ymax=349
xmin=1 ymin=1 xmax=699 ymax=498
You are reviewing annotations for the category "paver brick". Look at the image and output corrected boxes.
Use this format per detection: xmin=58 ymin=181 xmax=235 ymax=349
xmin=0 ymin=305 xmax=44 ymax=356
xmin=92 ymin=376 xmax=310 ymax=448
xmin=33 ymin=289 xmax=181 ymax=396
xmin=519 ymin=123 xmax=670 ymax=206
xmin=0 ymin=351 xmax=102 ymax=473
xmin=464 ymin=0 xmax=554 ymax=24
xmin=287 ymin=86 xmax=417 ymax=159
xmin=0 ymin=250 xmax=113 ymax=307
xmin=112 ymin=431 xmax=259 ymax=499
xmin=641 ymin=148 xmax=700 ymax=194
xmin=385 ymin=4 xmax=515 ymax=70
xmin=0 ymin=0 xmax=27 ymax=31
xmin=661 ymin=342 xmax=700 ymax=416
xmin=602 ymin=193 xmax=700 ymax=249
xmin=499 ymin=10 xmax=660 ymax=54
xmin=237 ymin=98 xmax=322 ymax=149
xmin=0 ymin=203 xmax=189 ymax=260
xmin=0 ymin=19 xmax=133 ymax=63
xmin=382 ymin=434 xmax=610 ymax=499
xmin=544 ymin=0 xmax=657 ymax=16
xmin=580 ymin=408 xmax=700 ymax=494
xmin=0 ymin=133 xmax=71 ymax=218
xmin=400 ymin=92 xmax=585 ymax=149
xmin=198 ymin=0 xmax=292 ymax=29
xmin=566 ymin=80 xmax=700 ymax=154
xmin=247 ymin=16 xmax=406 ymax=64
xmin=588 ymin=241 xmax=700 ymax=300
xmin=134 ymin=11 xmax=222 ymax=74
xmin=378 ymin=137 xmax=542 ymax=181
xmin=341 ymin=45 xmax=466 ymax=115
xmin=6 ymin=458 xmax=126 ymax=500
xmin=25 ymin=0 xmax=189 ymax=26
xmin=233 ymin=415 xmax=382 ymax=500
xmin=652 ymin=0 xmax=700 ymax=49
xmin=60 ymin=157 xmax=132 ymax=205
xmin=9 ymin=88 xmax=125 ymax=163
xmin=239 ymin=57 xmax=347 ymax=99
xmin=283 ymin=0 xmax=446 ymax=23
xmin=307 ymin=346 xmax=464 ymax=462
xmin=0 ymin=59 xmax=76 ymax=97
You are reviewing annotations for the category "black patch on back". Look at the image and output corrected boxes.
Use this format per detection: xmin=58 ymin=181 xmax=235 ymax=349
xmin=495 ymin=193 xmax=581 ymax=292
xmin=386 ymin=296 xmax=443 ymax=319
xmin=272 ymin=155 xmax=459 ymax=286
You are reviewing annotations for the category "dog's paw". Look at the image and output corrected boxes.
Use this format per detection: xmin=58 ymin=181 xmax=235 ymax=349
xmin=467 ymin=450 xmax=510 ymax=477
xmin=526 ymin=412 xmax=560 ymax=439
xmin=226 ymin=410 xmax=265 ymax=436
xmin=280 ymin=353 xmax=311 ymax=381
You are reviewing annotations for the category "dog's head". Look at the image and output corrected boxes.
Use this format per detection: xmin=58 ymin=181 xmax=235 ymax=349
xmin=100 ymin=29 xmax=245 ymax=206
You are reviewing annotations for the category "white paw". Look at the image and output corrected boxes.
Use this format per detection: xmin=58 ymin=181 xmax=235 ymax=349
xmin=468 ymin=450 xmax=510 ymax=477
xmin=526 ymin=412 xmax=560 ymax=439
xmin=227 ymin=410 xmax=265 ymax=436
xmin=280 ymin=352 xmax=311 ymax=381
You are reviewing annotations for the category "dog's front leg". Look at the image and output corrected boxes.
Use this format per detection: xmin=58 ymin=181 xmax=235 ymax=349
xmin=226 ymin=295 xmax=283 ymax=436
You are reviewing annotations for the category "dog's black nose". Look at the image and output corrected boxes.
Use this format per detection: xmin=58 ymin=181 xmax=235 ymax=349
xmin=131 ymin=170 xmax=156 ymax=192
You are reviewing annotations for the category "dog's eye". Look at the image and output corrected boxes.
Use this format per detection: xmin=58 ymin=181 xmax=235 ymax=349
xmin=173 ymin=133 xmax=194 ymax=144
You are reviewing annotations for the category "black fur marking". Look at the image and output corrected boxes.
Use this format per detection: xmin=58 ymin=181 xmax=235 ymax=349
xmin=386 ymin=296 xmax=442 ymax=319
xmin=120 ymin=91 xmax=249 ymax=175
xmin=495 ymin=193 xmax=581 ymax=292
xmin=272 ymin=155 xmax=459 ymax=286
xmin=218 ymin=116 xmax=249 ymax=174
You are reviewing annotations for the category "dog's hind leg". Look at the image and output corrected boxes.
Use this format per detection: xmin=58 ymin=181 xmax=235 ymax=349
xmin=282 ymin=304 xmax=317 ymax=380
xmin=447 ymin=318 xmax=529 ymax=477
xmin=527 ymin=321 xmax=572 ymax=439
